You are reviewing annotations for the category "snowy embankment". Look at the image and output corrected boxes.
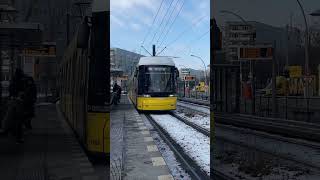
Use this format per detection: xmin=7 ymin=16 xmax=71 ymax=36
xmin=151 ymin=114 xmax=210 ymax=176
xmin=176 ymin=101 xmax=210 ymax=130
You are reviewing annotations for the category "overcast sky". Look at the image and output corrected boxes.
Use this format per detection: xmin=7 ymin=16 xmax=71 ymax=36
xmin=214 ymin=0 xmax=320 ymax=28
xmin=111 ymin=0 xmax=210 ymax=70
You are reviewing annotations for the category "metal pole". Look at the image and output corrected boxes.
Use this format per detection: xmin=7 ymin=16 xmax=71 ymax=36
xmin=0 ymin=41 xmax=2 ymax=125
xmin=10 ymin=33 xmax=14 ymax=78
xmin=184 ymin=79 xmax=186 ymax=97
xmin=67 ymin=12 xmax=70 ymax=45
xmin=272 ymin=41 xmax=277 ymax=118
xmin=220 ymin=10 xmax=255 ymax=103
xmin=296 ymin=0 xmax=310 ymax=97
xmin=152 ymin=44 xmax=156 ymax=56
xmin=191 ymin=55 xmax=207 ymax=86
xmin=250 ymin=60 xmax=256 ymax=114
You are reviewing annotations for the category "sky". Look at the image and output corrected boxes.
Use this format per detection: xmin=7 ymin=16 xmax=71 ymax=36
xmin=110 ymin=0 xmax=210 ymax=71
xmin=214 ymin=0 xmax=320 ymax=29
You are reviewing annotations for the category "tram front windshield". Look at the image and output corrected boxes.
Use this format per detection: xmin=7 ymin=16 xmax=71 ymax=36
xmin=142 ymin=66 xmax=175 ymax=95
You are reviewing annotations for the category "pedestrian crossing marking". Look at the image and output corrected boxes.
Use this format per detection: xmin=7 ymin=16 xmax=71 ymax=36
xmin=147 ymin=145 xmax=158 ymax=152
xmin=141 ymin=130 xmax=150 ymax=135
xmin=151 ymin=157 xmax=166 ymax=166
xmin=139 ymin=126 xmax=147 ymax=130
xmin=158 ymin=175 xmax=174 ymax=180
xmin=144 ymin=137 xmax=153 ymax=142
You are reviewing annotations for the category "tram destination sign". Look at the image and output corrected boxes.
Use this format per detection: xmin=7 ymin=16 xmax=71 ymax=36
xmin=184 ymin=75 xmax=195 ymax=81
xmin=238 ymin=45 xmax=273 ymax=60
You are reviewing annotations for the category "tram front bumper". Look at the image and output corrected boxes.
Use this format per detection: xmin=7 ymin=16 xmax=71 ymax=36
xmin=137 ymin=97 xmax=177 ymax=111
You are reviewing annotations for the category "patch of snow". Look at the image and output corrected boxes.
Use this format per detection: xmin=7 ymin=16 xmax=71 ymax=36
xmin=176 ymin=112 xmax=210 ymax=131
xmin=151 ymin=114 xmax=210 ymax=176
xmin=215 ymin=125 xmax=320 ymax=179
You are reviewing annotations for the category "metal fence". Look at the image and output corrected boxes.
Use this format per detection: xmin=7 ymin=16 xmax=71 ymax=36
xmin=177 ymin=90 xmax=209 ymax=101
xmin=241 ymin=95 xmax=320 ymax=123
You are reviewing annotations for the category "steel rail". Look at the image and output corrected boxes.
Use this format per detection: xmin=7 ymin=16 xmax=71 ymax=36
xmin=215 ymin=114 xmax=320 ymax=143
xmin=215 ymin=129 xmax=320 ymax=171
xmin=178 ymin=97 xmax=210 ymax=106
xmin=145 ymin=114 xmax=210 ymax=180
xmin=212 ymin=169 xmax=238 ymax=180
xmin=170 ymin=112 xmax=210 ymax=137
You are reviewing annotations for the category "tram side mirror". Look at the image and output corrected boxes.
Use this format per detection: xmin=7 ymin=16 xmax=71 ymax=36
xmin=77 ymin=17 xmax=90 ymax=49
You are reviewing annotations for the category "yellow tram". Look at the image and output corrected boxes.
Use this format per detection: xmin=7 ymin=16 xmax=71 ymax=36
xmin=58 ymin=0 xmax=109 ymax=156
xmin=129 ymin=56 xmax=179 ymax=111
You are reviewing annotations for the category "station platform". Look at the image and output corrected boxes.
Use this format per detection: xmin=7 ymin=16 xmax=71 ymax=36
xmin=0 ymin=102 xmax=104 ymax=180
xmin=111 ymin=95 xmax=173 ymax=180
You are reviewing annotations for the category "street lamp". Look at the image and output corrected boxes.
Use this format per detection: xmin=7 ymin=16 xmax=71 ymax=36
xmin=296 ymin=0 xmax=310 ymax=76
xmin=190 ymin=54 xmax=207 ymax=86
xmin=219 ymin=10 xmax=255 ymax=95
xmin=295 ymin=0 xmax=311 ymax=97
xmin=220 ymin=10 xmax=248 ymax=25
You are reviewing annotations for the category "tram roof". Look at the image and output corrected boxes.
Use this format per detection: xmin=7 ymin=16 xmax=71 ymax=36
xmin=138 ymin=56 xmax=175 ymax=66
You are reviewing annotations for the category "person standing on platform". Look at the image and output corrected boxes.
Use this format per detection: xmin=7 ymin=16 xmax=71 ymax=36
xmin=23 ymin=76 xmax=37 ymax=130
xmin=117 ymin=83 xmax=122 ymax=103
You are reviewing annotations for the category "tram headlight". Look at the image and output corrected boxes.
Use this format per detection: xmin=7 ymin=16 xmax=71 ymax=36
xmin=169 ymin=94 xmax=176 ymax=97
xmin=143 ymin=94 xmax=151 ymax=97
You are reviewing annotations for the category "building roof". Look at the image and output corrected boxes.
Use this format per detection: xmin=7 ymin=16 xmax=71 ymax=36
xmin=138 ymin=56 xmax=175 ymax=66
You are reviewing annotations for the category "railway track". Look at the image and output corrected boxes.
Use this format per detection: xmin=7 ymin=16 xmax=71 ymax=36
xmin=170 ymin=112 xmax=210 ymax=136
xmin=145 ymin=114 xmax=210 ymax=180
xmin=178 ymin=98 xmax=210 ymax=107
xmin=216 ymin=124 xmax=320 ymax=171
xmin=215 ymin=113 xmax=320 ymax=143
xmin=212 ymin=169 xmax=238 ymax=180
xmin=177 ymin=101 xmax=210 ymax=116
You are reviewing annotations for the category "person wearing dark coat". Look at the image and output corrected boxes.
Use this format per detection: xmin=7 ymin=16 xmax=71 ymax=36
xmin=113 ymin=82 xmax=121 ymax=103
xmin=9 ymin=68 xmax=25 ymax=98
xmin=2 ymin=69 xmax=30 ymax=143
xmin=23 ymin=76 xmax=37 ymax=129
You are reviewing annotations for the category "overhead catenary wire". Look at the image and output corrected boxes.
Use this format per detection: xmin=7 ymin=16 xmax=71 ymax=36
xmin=156 ymin=15 xmax=208 ymax=55
xmin=157 ymin=0 xmax=187 ymax=50
xmin=148 ymin=0 xmax=175 ymax=47
xmin=173 ymin=26 xmax=211 ymax=57
xmin=141 ymin=0 xmax=165 ymax=46
xmin=155 ymin=0 xmax=181 ymax=45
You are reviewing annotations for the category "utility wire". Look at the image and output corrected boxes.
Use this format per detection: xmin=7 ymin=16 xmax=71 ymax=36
xmin=148 ymin=0 xmax=175 ymax=47
xmin=141 ymin=0 xmax=165 ymax=46
xmin=156 ymin=15 xmax=207 ymax=55
xmin=155 ymin=0 xmax=181 ymax=45
xmin=141 ymin=45 xmax=152 ymax=56
xmin=157 ymin=0 xmax=186 ymax=49
xmin=173 ymin=25 xmax=212 ymax=57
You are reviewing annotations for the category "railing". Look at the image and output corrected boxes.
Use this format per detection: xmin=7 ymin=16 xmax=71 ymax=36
xmin=177 ymin=89 xmax=210 ymax=101
xmin=241 ymin=95 xmax=320 ymax=123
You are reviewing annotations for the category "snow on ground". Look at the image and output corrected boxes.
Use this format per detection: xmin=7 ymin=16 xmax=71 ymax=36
xmin=214 ymin=159 xmax=320 ymax=180
xmin=177 ymin=102 xmax=209 ymax=114
xmin=143 ymin=115 xmax=191 ymax=180
xmin=215 ymin=124 xmax=320 ymax=179
xmin=151 ymin=114 xmax=210 ymax=176
xmin=176 ymin=112 xmax=210 ymax=131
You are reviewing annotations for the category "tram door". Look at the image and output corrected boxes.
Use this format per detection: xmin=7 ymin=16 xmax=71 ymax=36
xmin=212 ymin=64 xmax=240 ymax=113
